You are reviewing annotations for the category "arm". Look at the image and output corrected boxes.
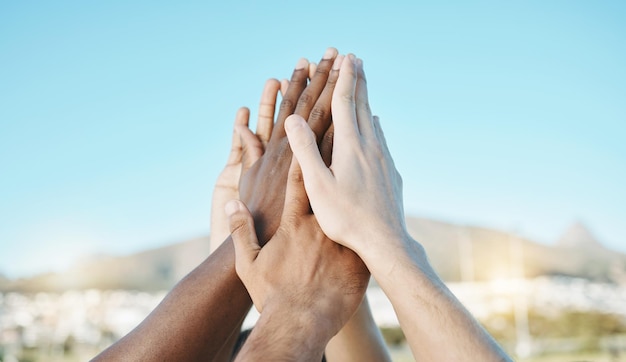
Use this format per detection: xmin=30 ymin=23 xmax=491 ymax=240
xmin=285 ymin=54 xmax=512 ymax=361
xmin=92 ymin=48 xmax=340 ymax=361
xmin=325 ymin=296 xmax=391 ymax=362
xmin=226 ymin=155 xmax=370 ymax=361
xmin=209 ymin=79 xmax=282 ymax=362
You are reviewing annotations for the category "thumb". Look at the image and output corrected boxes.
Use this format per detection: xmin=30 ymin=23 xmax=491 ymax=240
xmin=226 ymin=200 xmax=260 ymax=277
xmin=284 ymin=115 xmax=333 ymax=193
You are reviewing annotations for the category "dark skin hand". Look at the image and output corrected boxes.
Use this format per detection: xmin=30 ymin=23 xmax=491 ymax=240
xmin=91 ymin=48 xmax=341 ymax=362
xmin=239 ymin=50 xmax=343 ymax=244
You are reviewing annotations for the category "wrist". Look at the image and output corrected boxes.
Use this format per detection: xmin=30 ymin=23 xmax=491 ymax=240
xmin=238 ymin=303 xmax=332 ymax=361
xmin=360 ymin=234 xmax=435 ymax=288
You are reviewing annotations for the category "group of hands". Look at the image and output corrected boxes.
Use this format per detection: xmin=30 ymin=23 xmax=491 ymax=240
xmin=93 ymin=48 xmax=512 ymax=361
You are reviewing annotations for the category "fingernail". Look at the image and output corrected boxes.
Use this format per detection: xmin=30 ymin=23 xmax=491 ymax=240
xmin=322 ymin=47 xmax=337 ymax=60
xmin=347 ymin=54 xmax=356 ymax=65
xmin=225 ymin=200 xmax=241 ymax=216
xmin=284 ymin=115 xmax=304 ymax=132
xmin=295 ymin=58 xmax=308 ymax=70
xmin=357 ymin=58 xmax=363 ymax=69
xmin=333 ymin=54 xmax=345 ymax=70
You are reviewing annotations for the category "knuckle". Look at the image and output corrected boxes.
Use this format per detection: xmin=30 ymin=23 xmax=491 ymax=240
xmin=229 ymin=214 xmax=250 ymax=235
xmin=279 ymin=98 xmax=295 ymax=114
xmin=325 ymin=72 xmax=339 ymax=87
xmin=341 ymin=93 xmax=356 ymax=105
xmin=296 ymin=92 xmax=314 ymax=108
xmin=309 ymin=106 xmax=328 ymax=123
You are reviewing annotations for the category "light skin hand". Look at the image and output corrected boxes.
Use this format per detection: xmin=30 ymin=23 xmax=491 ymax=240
xmin=285 ymin=54 xmax=408 ymax=255
xmin=227 ymin=157 xmax=370 ymax=361
xmin=285 ymin=54 xmax=512 ymax=361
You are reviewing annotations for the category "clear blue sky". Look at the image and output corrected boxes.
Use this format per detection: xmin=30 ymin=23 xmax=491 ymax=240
xmin=1 ymin=1 xmax=624 ymax=278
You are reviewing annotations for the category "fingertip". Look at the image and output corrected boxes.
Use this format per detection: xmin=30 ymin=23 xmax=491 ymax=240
xmin=295 ymin=57 xmax=308 ymax=70
xmin=235 ymin=107 xmax=250 ymax=126
xmin=333 ymin=54 xmax=345 ymax=70
xmin=322 ymin=47 xmax=338 ymax=60
xmin=284 ymin=114 xmax=307 ymax=133
xmin=347 ymin=53 xmax=357 ymax=65
xmin=225 ymin=199 xmax=242 ymax=217
xmin=280 ymin=79 xmax=289 ymax=96
xmin=266 ymin=78 xmax=280 ymax=87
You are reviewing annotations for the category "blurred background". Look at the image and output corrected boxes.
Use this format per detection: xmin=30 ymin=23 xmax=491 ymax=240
xmin=1 ymin=1 xmax=625 ymax=361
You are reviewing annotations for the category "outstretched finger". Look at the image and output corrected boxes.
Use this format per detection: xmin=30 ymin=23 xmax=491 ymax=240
xmin=256 ymin=79 xmax=281 ymax=147
xmin=237 ymin=124 xmax=264 ymax=171
xmin=227 ymin=107 xmax=249 ymax=165
xmin=319 ymin=123 xmax=334 ymax=167
xmin=372 ymin=116 xmax=389 ymax=152
xmin=294 ymin=47 xmax=338 ymax=121
xmin=307 ymin=54 xmax=343 ymax=143
xmin=280 ymin=79 xmax=289 ymax=97
xmin=285 ymin=115 xmax=333 ymax=195
xmin=271 ymin=58 xmax=310 ymax=142
xmin=332 ymin=54 xmax=360 ymax=143
xmin=355 ymin=58 xmax=375 ymax=140
xmin=282 ymin=156 xmax=310 ymax=216
xmin=226 ymin=200 xmax=261 ymax=276
xmin=308 ymin=62 xmax=317 ymax=80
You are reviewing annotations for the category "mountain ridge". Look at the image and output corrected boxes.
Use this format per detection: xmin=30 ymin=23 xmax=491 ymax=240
xmin=3 ymin=217 xmax=624 ymax=292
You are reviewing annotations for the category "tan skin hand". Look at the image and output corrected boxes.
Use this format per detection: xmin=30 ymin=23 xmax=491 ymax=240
xmin=227 ymin=157 xmax=370 ymax=337
xmin=210 ymin=79 xmax=282 ymax=251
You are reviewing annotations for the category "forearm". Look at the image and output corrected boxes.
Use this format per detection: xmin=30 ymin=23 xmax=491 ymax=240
xmin=324 ymin=296 xmax=391 ymax=362
xmin=364 ymin=237 xmax=511 ymax=362
xmin=93 ymin=238 xmax=251 ymax=361
xmin=235 ymin=305 xmax=331 ymax=362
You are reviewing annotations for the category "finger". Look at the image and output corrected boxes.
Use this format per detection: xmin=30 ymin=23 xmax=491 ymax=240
xmin=226 ymin=200 xmax=261 ymax=275
xmin=293 ymin=47 xmax=338 ymax=120
xmin=355 ymin=58 xmax=375 ymax=140
xmin=307 ymin=54 xmax=343 ymax=142
xmin=256 ymin=79 xmax=281 ymax=147
xmin=285 ymin=115 xmax=333 ymax=194
xmin=237 ymin=124 xmax=264 ymax=170
xmin=319 ymin=123 xmax=334 ymax=167
xmin=332 ymin=53 xmax=360 ymax=142
xmin=270 ymin=58 xmax=310 ymax=142
xmin=280 ymin=79 xmax=289 ymax=97
xmin=373 ymin=115 xmax=391 ymax=155
xmin=282 ymin=156 xmax=310 ymax=216
xmin=227 ymin=107 xmax=249 ymax=165
xmin=308 ymin=62 xmax=317 ymax=80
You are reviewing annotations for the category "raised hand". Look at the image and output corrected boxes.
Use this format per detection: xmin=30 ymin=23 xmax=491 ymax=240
xmin=238 ymin=48 xmax=343 ymax=245
xmin=227 ymin=157 xmax=369 ymax=361
xmin=285 ymin=54 xmax=511 ymax=361
xmin=285 ymin=54 xmax=408 ymax=256
xmin=210 ymin=79 xmax=282 ymax=252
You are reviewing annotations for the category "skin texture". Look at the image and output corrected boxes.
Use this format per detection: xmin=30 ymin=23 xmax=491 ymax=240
xmin=211 ymin=67 xmax=390 ymax=362
xmin=285 ymin=54 xmax=512 ymax=361
xmin=91 ymin=48 xmax=339 ymax=362
xmin=209 ymin=79 xmax=283 ymax=253
xmin=209 ymin=78 xmax=282 ymax=362
xmin=227 ymin=157 xmax=370 ymax=362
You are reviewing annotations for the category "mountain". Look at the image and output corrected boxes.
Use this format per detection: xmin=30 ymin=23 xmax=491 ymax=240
xmin=2 ymin=218 xmax=625 ymax=292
